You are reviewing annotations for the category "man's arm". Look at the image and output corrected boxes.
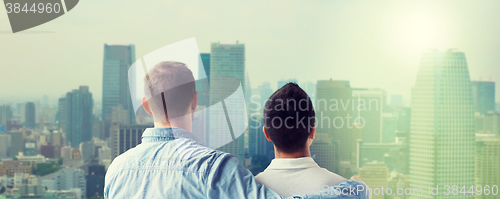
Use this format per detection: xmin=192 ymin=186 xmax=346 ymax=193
xmin=206 ymin=154 xmax=370 ymax=199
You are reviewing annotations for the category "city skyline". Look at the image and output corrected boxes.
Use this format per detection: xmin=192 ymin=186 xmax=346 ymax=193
xmin=1 ymin=1 xmax=500 ymax=104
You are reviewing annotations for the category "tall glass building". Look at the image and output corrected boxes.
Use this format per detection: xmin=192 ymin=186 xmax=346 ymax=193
xmin=315 ymin=79 xmax=352 ymax=177
xmin=102 ymin=44 xmax=136 ymax=138
xmin=209 ymin=42 xmax=246 ymax=163
xmin=65 ymin=86 xmax=94 ymax=147
xmin=471 ymin=81 xmax=496 ymax=115
xmin=409 ymin=50 xmax=475 ymax=198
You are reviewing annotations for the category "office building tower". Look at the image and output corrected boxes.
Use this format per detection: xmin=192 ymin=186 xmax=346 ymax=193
xmin=197 ymin=53 xmax=211 ymax=107
xmin=98 ymin=145 xmax=111 ymax=164
xmin=57 ymin=97 xmax=66 ymax=131
xmin=381 ymin=112 xmax=397 ymax=143
xmin=315 ymin=79 xmax=352 ymax=177
xmin=24 ymin=142 xmax=36 ymax=156
xmin=352 ymin=88 xmax=385 ymax=143
xmin=102 ymin=44 xmax=136 ymax=138
xmin=0 ymin=133 xmax=11 ymax=158
xmin=11 ymin=131 xmax=24 ymax=157
xmin=278 ymin=79 xmax=298 ymax=89
xmin=250 ymin=82 xmax=274 ymax=115
xmin=111 ymin=124 xmax=152 ymax=160
xmin=310 ymin=133 xmax=339 ymax=174
xmin=0 ymin=105 xmax=13 ymax=126
xmin=475 ymin=134 xmax=500 ymax=199
xmin=471 ymin=81 xmax=495 ymax=115
xmin=80 ymin=141 xmax=96 ymax=162
xmin=475 ymin=111 xmax=500 ymax=134
xmin=209 ymin=42 xmax=246 ymax=163
xmin=25 ymin=102 xmax=36 ymax=129
xmin=409 ymin=50 xmax=475 ymax=198
xmin=65 ymin=86 xmax=94 ymax=147
xmin=87 ymin=164 xmax=105 ymax=198
xmin=358 ymin=162 xmax=389 ymax=199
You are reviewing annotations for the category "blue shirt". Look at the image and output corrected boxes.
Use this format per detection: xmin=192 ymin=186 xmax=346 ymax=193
xmin=104 ymin=127 xmax=369 ymax=199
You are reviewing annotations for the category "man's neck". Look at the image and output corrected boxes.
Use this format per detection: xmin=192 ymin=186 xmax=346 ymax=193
xmin=153 ymin=114 xmax=193 ymax=132
xmin=274 ymin=146 xmax=311 ymax=159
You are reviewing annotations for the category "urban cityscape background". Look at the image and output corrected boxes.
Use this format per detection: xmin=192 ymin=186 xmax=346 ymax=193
xmin=1 ymin=1 xmax=500 ymax=199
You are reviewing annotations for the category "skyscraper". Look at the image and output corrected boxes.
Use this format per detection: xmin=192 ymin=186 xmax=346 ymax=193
xmin=57 ymin=97 xmax=66 ymax=131
xmin=0 ymin=133 xmax=11 ymax=158
xmin=0 ymin=105 xmax=13 ymax=126
xmin=11 ymin=131 xmax=24 ymax=157
xmin=209 ymin=42 xmax=246 ymax=163
xmin=25 ymin=102 xmax=35 ymax=129
xmin=475 ymin=134 xmax=500 ymax=199
xmin=197 ymin=53 xmax=211 ymax=107
xmin=409 ymin=50 xmax=475 ymax=198
xmin=102 ymin=44 xmax=136 ymax=138
xmin=315 ymin=79 xmax=353 ymax=177
xmin=65 ymin=86 xmax=94 ymax=147
xmin=352 ymin=89 xmax=385 ymax=143
xmin=471 ymin=81 xmax=495 ymax=115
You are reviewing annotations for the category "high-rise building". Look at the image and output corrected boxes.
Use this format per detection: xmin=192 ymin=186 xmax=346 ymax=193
xmin=209 ymin=42 xmax=246 ymax=163
xmin=102 ymin=44 xmax=136 ymax=138
xmin=475 ymin=133 xmax=500 ymax=199
xmin=197 ymin=53 xmax=211 ymax=107
xmin=65 ymin=86 xmax=94 ymax=147
xmin=0 ymin=105 xmax=13 ymax=126
xmin=25 ymin=102 xmax=36 ymax=129
xmin=352 ymin=88 xmax=385 ymax=143
xmin=381 ymin=112 xmax=397 ymax=143
xmin=11 ymin=131 xmax=24 ymax=157
xmin=310 ymin=133 xmax=339 ymax=174
xmin=358 ymin=162 xmax=389 ymax=199
xmin=475 ymin=111 xmax=500 ymax=134
xmin=315 ymin=79 xmax=352 ymax=177
xmin=0 ymin=133 xmax=11 ymax=158
xmin=87 ymin=164 xmax=105 ymax=198
xmin=471 ymin=81 xmax=495 ymax=115
xmin=277 ymin=79 xmax=298 ymax=89
xmin=409 ymin=50 xmax=475 ymax=198
xmin=111 ymin=124 xmax=152 ymax=160
xmin=57 ymin=97 xmax=66 ymax=131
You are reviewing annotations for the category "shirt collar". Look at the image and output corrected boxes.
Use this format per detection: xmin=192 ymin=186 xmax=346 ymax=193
xmin=141 ymin=127 xmax=204 ymax=145
xmin=265 ymin=157 xmax=319 ymax=170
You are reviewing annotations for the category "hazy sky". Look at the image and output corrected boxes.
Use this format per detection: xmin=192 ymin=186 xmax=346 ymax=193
xmin=1 ymin=0 xmax=499 ymax=105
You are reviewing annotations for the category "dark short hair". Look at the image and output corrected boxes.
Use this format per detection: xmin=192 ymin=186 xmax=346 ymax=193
xmin=264 ymin=83 xmax=315 ymax=153
xmin=144 ymin=61 xmax=195 ymax=122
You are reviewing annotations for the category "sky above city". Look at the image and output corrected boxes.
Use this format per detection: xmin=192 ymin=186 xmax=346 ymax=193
xmin=1 ymin=0 xmax=499 ymax=105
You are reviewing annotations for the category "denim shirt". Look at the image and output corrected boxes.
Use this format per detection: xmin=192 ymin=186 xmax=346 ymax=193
xmin=104 ymin=127 xmax=369 ymax=199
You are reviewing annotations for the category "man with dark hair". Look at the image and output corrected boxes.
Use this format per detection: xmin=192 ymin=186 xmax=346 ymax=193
xmin=105 ymin=62 xmax=369 ymax=198
xmin=256 ymin=83 xmax=346 ymax=197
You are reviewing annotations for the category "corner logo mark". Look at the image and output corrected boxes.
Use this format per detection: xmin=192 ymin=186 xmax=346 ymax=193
xmin=4 ymin=0 xmax=78 ymax=33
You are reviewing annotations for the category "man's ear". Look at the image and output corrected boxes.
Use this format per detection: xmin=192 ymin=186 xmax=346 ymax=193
xmin=191 ymin=92 xmax=198 ymax=112
xmin=309 ymin=125 xmax=316 ymax=140
xmin=262 ymin=126 xmax=272 ymax=142
xmin=142 ymin=97 xmax=153 ymax=115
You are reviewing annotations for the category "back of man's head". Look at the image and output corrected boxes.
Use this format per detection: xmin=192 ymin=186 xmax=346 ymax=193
xmin=264 ymin=83 xmax=315 ymax=154
xmin=144 ymin=61 xmax=195 ymax=122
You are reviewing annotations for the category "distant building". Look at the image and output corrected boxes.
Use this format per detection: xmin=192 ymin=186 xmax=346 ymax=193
xmin=102 ymin=44 xmax=136 ymax=138
xmin=64 ymin=86 xmax=94 ymax=147
xmin=358 ymin=162 xmax=389 ymax=199
xmin=475 ymin=134 xmax=500 ymax=198
xmin=57 ymin=97 xmax=66 ymax=131
xmin=409 ymin=50 xmax=475 ymax=197
xmin=0 ymin=105 xmax=13 ymax=126
xmin=352 ymin=88 xmax=385 ymax=144
xmin=42 ymin=167 xmax=86 ymax=199
xmin=315 ymin=79 xmax=352 ymax=177
xmin=475 ymin=111 xmax=500 ymax=134
xmin=111 ymin=124 xmax=152 ymax=160
xmin=390 ymin=95 xmax=403 ymax=106
xmin=310 ymin=133 xmax=339 ymax=175
xmin=471 ymin=81 xmax=495 ymax=115
xmin=0 ymin=133 xmax=11 ymax=158
xmin=86 ymin=164 xmax=105 ymax=198
xmin=11 ymin=131 xmax=24 ymax=158
xmin=25 ymin=102 xmax=36 ymax=129
xmin=209 ymin=42 xmax=246 ymax=163
xmin=79 ymin=141 xmax=96 ymax=162
xmin=381 ymin=113 xmax=397 ymax=143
